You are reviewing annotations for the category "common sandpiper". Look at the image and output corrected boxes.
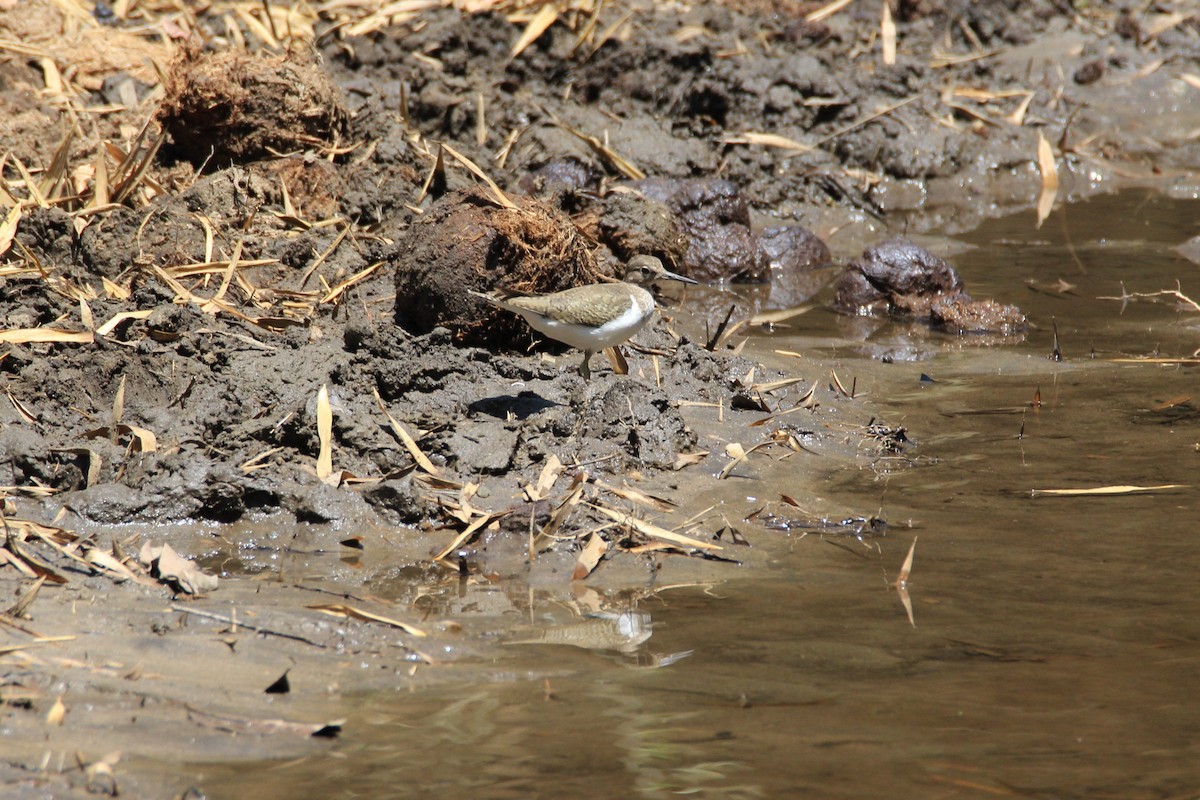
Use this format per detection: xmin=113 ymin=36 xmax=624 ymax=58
xmin=471 ymin=254 xmax=697 ymax=379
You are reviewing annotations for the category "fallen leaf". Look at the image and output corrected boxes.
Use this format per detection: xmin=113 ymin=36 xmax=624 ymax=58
xmin=138 ymin=542 xmax=218 ymax=594
xmin=724 ymin=131 xmax=814 ymax=152
xmin=880 ymin=0 xmax=896 ymax=65
xmin=590 ymin=505 xmax=721 ymax=551
xmin=1035 ymin=131 xmax=1058 ymax=228
xmin=0 ymin=328 xmax=94 ymax=345
xmin=1031 ymin=484 xmax=1185 ymax=497
xmin=46 ymin=695 xmax=65 ymax=725
xmin=572 ymin=533 xmax=608 ymax=580
xmin=316 ymin=384 xmax=334 ymax=483
xmin=307 ymin=604 xmax=427 ymax=637
xmin=673 ymin=450 xmax=709 ymax=470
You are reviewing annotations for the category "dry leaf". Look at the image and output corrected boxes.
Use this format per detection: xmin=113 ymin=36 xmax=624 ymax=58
xmin=307 ymin=604 xmax=427 ymax=637
xmin=112 ymin=374 xmax=126 ymax=427
xmin=590 ymin=505 xmax=721 ymax=551
xmin=673 ymin=450 xmax=709 ymax=470
xmin=316 ymin=384 xmax=334 ymax=483
xmin=724 ymin=131 xmax=814 ymax=152
xmin=138 ymin=542 xmax=218 ymax=594
xmin=95 ymin=309 xmax=153 ymax=337
xmin=511 ymin=3 xmax=557 ymax=58
xmin=187 ymin=706 xmax=343 ymax=738
xmin=372 ymin=388 xmax=440 ymax=475
xmin=0 ymin=328 xmax=94 ymax=345
xmin=572 ymin=533 xmax=608 ymax=580
xmin=46 ymin=695 xmax=65 ymax=726
xmin=1031 ymin=484 xmax=1185 ymax=497
xmin=0 ymin=204 xmax=21 ymax=257
xmin=1035 ymin=131 xmax=1058 ymax=229
xmin=881 ymin=0 xmax=896 ymax=65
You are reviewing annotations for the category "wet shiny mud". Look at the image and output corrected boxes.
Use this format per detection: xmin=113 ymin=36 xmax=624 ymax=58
xmin=193 ymin=190 xmax=1200 ymax=798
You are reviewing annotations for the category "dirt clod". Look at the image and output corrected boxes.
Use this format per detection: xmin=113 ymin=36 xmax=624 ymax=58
xmin=158 ymin=46 xmax=349 ymax=168
xmin=392 ymin=187 xmax=601 ymax=348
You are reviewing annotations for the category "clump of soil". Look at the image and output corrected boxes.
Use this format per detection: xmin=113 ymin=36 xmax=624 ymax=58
xmin=393 ymin=187 xmax=602 ymax=347
xmin=833 ymin=238 xmax=1026 ymax=334
xmin=157 ymin=45 xmax=349 ymax=168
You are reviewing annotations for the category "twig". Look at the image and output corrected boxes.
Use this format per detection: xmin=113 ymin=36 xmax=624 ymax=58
xmin=170 ymin=605 xmax=328 ymax=648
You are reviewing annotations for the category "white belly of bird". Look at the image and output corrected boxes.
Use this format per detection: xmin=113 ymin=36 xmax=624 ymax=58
xmin=518 ymin=299 xmax=652 ymax=352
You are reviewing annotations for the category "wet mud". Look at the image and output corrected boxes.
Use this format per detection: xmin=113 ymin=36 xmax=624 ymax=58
xmin=1 ymin=0 xmax=1198 ymax=795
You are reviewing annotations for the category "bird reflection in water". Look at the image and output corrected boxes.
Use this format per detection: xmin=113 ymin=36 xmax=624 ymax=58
xmin=504 ymin=610 xmax=692 ymax=668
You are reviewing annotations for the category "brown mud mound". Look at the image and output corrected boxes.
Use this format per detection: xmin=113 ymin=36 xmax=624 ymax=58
xmin=157 ymin=46 xmax=349 ymax=168
xmin=833 ymin=237 xmax=1027 ymax=334
xmin=393 ymin=187 xmax=601 ymax=346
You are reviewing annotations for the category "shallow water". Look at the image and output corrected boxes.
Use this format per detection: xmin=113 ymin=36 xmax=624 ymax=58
xmin=196 ymin=190 xmax=1200 ymax=798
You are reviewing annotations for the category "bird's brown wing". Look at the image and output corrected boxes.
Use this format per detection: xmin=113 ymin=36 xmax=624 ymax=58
xmin=510 ymin=284 xmax=641 ymax=327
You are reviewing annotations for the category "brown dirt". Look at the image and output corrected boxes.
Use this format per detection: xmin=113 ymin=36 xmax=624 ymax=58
xmin=1 ymin=0 xmax=1197 ymax=795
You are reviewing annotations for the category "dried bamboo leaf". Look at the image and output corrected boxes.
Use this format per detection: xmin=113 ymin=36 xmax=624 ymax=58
xmin=540 ymin=473 xmax=586 ymax=539
xmin=593 ymin=478 xmax=676 ymax=512
xmin=307 ymin=603 xmax=427 ymax=637
xmin=526 ymin=453 xmax=563 ymax=501
xmin=320 ymin=261 xmax=384 ymax=304
xmin=881 ymin=0 xmax=896 ymax=65
xmin=120 ymin=424 xmax=157 ymax=453
xmin=752 ymin=375 xmax=809 ymax=393
xmin=590 ymin=505 xmax=721 ymax=551
xmin=95 ymin=309 xmax=153 ymax=336
xmin=372 ymin=388 xmax=441 ymax=476
xmin=5 ymin=389 xmax=37 ymax=424
xmin=553 ymin=119 xmax=646 ymax=180
xmin=571 ymin=532 xmax=608 ymax=580
xmin=439 ymin=142 xmax=517 ymax=209
xmin=7 ymin=575 xmax=46 ymax=618
xmin=511 ymin=3 xmax=557 ymax=58
xmin=434 ymin=511 xmax=506 ymax=561
xmin=806 ymin=0 xmax=853 ymax=22
xmin=723 ymin=131 xmax=814 ymax=152
xmin=1031 ymin=484 xmax=1185 ymax=497
xmin=749 ymin=305 xmax=813 ymax=325
xmin=672 ymin=450 xmax=709 ymax=470
xmin=46 ymin=695 xmax=65 ymax=726
xmin=1035 ymin=131 xmax=1058 ymax=229
xmin=0 ymin=328 xmax=93 ymax=344
xmin=112 ymin=374 xmax=126 ymax=428
xmin=0 ymin=204 xmax=21 ymax=257
xmin=316 ymin=384 xmax=334 ymax=482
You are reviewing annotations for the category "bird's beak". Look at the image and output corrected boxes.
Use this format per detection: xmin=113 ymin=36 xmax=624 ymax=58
xmin=659 ymin=268 xmax=699 ymax=285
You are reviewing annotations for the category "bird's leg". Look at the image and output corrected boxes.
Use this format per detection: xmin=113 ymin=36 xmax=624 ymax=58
xmin=579 ymin=350 xmax=593 ymax=380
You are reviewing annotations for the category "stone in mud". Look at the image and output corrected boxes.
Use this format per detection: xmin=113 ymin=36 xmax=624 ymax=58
xmin=834 ymin=237 xmax=1026 ymax=334
xmin=633 ymin=177 xmax=769 ymax=282
xmin=832 ymin=237 xmax=963 ymax=313
xmin=444 ymin=422 xmax=519 ymax=475
xmin=361 ymin=477 xmax=432 ymax=524
xmin=157 ymin=46 xmax=349 ymax=168
xmin=518 ymin=158 xmax=599 ymax=198
xmin=575 ymin=191 xmax=689 ymax=269
xmin=287 ymin=481 xmax=372 ymax=525
xmin=392 ymin=187 xmax=600 ymax=348
xmin=758 ymin=225 xmax=832 ymax=273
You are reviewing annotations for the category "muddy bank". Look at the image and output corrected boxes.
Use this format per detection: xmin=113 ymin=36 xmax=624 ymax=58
xmin=2 ymin=1 xmax=1199 ymax=795
xmin=3 ymin=0 xmax=1196 ymax=530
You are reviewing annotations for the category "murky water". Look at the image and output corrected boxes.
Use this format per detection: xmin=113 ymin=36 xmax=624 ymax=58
xmin=196 ymin=190 xmax=1200 ymax=798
